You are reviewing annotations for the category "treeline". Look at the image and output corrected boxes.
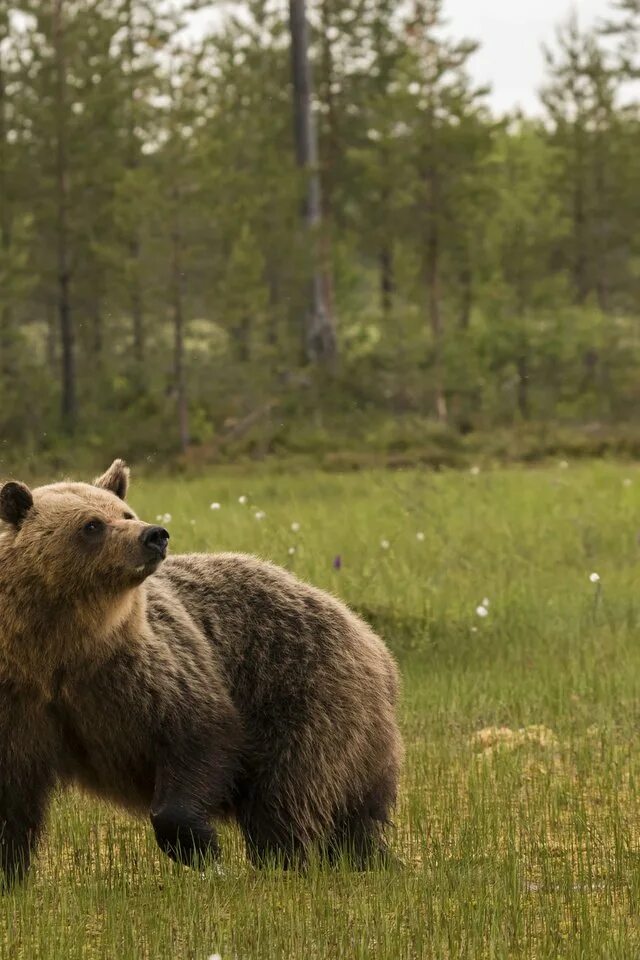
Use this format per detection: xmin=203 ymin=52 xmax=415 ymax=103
xmin=1 ymin=0 xmax=640 ymax=461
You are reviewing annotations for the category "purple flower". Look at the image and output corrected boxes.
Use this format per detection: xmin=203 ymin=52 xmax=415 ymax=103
xmin=332 ymin=554 xmax=342 ymax=570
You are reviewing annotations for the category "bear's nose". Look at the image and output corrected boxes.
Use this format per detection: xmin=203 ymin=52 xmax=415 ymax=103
xmin=141 ymin=525 xmax=170 ymax=558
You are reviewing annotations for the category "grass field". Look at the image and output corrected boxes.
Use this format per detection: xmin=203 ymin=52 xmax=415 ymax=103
xmin=3 ymin=460 xmax=640 ymax=959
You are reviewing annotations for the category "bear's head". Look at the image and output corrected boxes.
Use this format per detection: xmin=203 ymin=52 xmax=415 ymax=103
xmin=0 ymin=459 xmax=169 ymax=600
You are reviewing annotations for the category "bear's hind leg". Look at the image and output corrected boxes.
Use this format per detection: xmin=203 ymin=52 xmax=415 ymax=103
xmin=325 ymin=770 xmax=399 ymax=870
xmin=237 ymin=800 xmax=308 ymax=870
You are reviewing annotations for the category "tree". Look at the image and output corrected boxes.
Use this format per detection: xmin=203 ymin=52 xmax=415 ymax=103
xmin=289 ymin=0 xmax=337 ymax=366
xmin=541 ymin=16 xmax=619 ymax=311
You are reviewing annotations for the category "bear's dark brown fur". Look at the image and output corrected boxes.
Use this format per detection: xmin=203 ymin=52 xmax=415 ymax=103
xmin=0 ymin=461 xmax=403 ymax=884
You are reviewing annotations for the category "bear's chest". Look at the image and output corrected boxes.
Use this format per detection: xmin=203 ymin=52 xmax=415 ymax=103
xmin=49 ymin=674 xmax=157 ymax=812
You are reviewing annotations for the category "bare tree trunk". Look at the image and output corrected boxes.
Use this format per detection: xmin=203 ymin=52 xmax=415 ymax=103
xmin=517 ymin=355 xmax=529 ymax=419
xmin=425 ymin=171 xmax=447 ymax=422
xmin=289 ymin=0 xmax=337 ymax=366
xmin=573 ymin=128 xmax=589 ymax=306
xmin=0 ymin=53 xmax=13 ymax=381
xmin=130 ymin=236 xmax=144 ymax=363
xmin=92 ymin=293 xmax=103 ymax=358
xmin=126 ymin=0 xmax=144 ymax=364
xmin=458 ymin=260 xmax=472 ymax=329
xmin=594 ymin=135 xmax=610 ymax=313
xmin=53 ymin=0 xmax=76 ymax=433
xmin=46 ymin=296 xmax=57 ymax=371
xmin=380 ymin=244 xmax=394 ymax=317
xmin=170 ymin=183 xmax=189 ymax=454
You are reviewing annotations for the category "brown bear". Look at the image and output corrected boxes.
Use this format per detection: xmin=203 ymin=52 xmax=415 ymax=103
xmin=0 ymin=460 xmax=402 ymax=885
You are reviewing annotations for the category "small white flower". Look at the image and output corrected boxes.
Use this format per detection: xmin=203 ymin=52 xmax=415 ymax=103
xmin=155 ymin=514 xmax=163 ymax=522
xmin=416 ymin=532 xmax=425 ymax=542
xmin=380 ymin=539 xmax=390 ymax=550
xmin=210 ymin=502 xmax=221 ymax=511
xmin=589 ymin=572 xmax=600 ymax=583
xmin=482 ymin=597 xmax=490 ymax=608
xmin=560 ymin=460 xmax=569 ymax=469
xmin=470 ymin=465 xmax=480 ymax=476
xmin=408 ymin=81 xmax=421 ymax=95
xmin=471 ymin=626 xmax=478 ymax=633
xmin=291 ymin=521 xmax=301 ymax=533
xmin=476 ymin=605 xmax=489 ymax=618
xmin=254 ymin=510 xmax=266 ymax=521
xmin=160 ymin=513 xmax=172 ymax=524
xmin=288 ymin=546 xmax=296 ymax=555
xmin=238 ymin=495 xmax=248 ymax=505
xmin=624 ymin=478 xmax=632 ymax=488
xmin=189 ymin=519 xmax=196 ymax=526
xmin=208 ymin=954 xmax=222 ymax=960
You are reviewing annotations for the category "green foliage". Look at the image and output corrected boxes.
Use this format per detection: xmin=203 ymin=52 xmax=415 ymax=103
xmin=1 ymin=1 xmax=640 ymax=457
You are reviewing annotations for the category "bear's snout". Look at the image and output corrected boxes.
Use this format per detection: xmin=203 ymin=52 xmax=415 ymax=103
xmin=140 ymin=525 xmax=170 ymax=561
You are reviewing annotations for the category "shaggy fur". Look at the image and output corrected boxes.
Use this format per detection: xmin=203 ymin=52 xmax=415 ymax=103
xmin=0 ymin=461 xmax=403 ymax=885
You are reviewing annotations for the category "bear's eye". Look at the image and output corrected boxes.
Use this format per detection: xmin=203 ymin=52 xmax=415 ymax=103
xmin=123 ymin=512 xmax=135 ymax=521
xmin=83 ymin=519 xmax=105 ymax=536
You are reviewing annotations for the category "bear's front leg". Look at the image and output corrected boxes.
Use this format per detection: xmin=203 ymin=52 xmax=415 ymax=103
xmin=150 ymin=805 xmax=220 ymax=867
xmin=0 ymin=758 xmax=54 ymax=890
xmin=149 ymin=740 xmax=236 ymax=869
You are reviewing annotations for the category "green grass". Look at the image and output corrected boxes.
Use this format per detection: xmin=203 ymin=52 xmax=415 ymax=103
xmin=4 ymin=460 xmax=640 ymax=958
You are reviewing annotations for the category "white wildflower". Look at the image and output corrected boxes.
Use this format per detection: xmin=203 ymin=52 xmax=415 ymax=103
xmin=416 ymin=531 xmax=425 ymax=542
xmin=291 ymin=521 xmax=301 ymax=533
xmin=254 ymin=510 xmax=266 ymax=521
xmin=209 ymin=502 xmax=221 ymax=511
xmin=482 ymin=597 xmax=490 ymax=607
xmin=288 ymin=546 xmax=296 ymax=556
xmin=624 ymin=478 xmax=632 ymax=488
xmin=589 ymin=572 xmax=600 ymax=583
xmin=238 ymin=495 xmax=248 ymax=505
xmin=470 ymin=465 xmax=480 ymax=476
xmin=559 ymin=460 xmax=569 ymax=469
xmin=476 ymin=604 xmax=489 ymax=618
xmin=208 ymin=954 xmax=222 ymax=960
xmin=380 ymin=539 xmax=390 ymax=550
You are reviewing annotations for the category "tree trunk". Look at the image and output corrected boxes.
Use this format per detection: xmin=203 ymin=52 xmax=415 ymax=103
xmin=46 ymin=297 xmax=57 ymax=371
xmin=425 ymin=171 xmax=447 ymax=422
xmin=458 ymin=260 xmax=472 ymax=329
xmin=594 ymin=135 xmax=610 ymax=313
xmin=380 ymin=244 xmax=394 ymax=317
xmin=517 ymin=355 xmax=529 ymax=419
xmin=126 ymin=0 xmax=144 ymax=364
xmin=0 ymin=53 xmax=13 ymax=381
xmin=92 ymin=293 xmax=102 ymax=358
xmin=53 ymin=0 xmax=76 ymax=433
xmin=130 ymin=236 xmax=144 ymax=363
xmin=289 ymin=0 xmax=337 ymax=366
xmin=573 ymin=128 xmax=589 ymax=306
xmin=171 ymin=184 xmax=189 ymax=454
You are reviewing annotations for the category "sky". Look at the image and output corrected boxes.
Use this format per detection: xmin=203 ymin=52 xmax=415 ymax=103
xmin=444 ymin=0 xmax=613 ymax=114
xmin=187 ymin=1 xmax=615 ymax=116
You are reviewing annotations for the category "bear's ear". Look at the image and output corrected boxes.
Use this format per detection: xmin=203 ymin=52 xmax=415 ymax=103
xmin=0 ymin=481 xmax=34 ymax=528
xmin=93 ymin=459 xmax=130 ymax=500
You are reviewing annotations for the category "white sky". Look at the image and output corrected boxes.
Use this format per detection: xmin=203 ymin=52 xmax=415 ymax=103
xmin=188 ymin=1 xmax=615 ymax=115
xmin=444 ymin=0 xmax=613 ymax=114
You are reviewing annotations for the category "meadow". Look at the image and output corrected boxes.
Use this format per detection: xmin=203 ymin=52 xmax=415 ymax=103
xmin=2 ymin=460 xmax=640 ymax=959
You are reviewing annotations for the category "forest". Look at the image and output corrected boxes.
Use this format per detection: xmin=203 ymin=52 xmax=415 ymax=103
xmin=1 ymin=0 xmax=640 ymax=466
